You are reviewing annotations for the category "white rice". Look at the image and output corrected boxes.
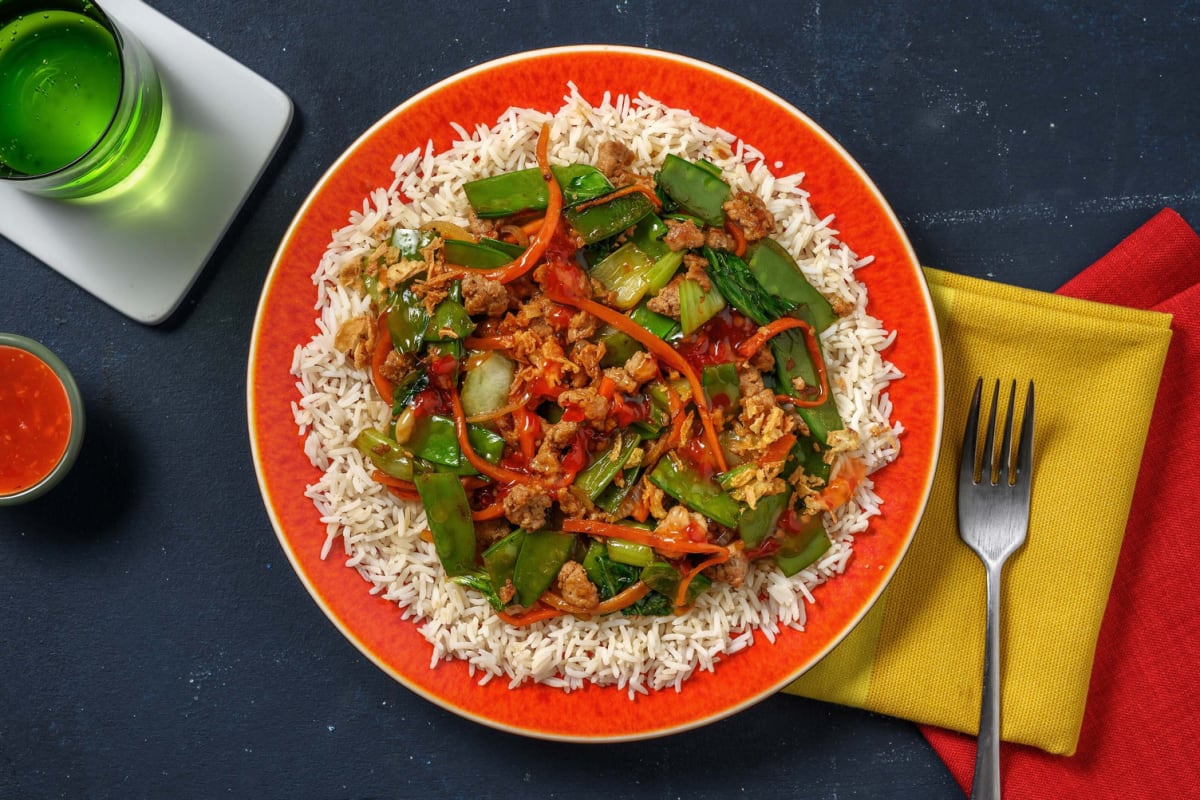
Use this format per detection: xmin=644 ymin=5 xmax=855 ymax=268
xmin=291 ymin=84 xmax=903 ymax=697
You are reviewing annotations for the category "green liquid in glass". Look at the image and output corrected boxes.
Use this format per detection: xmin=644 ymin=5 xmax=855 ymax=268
xmin=0 ymin=10 xmax=121 ymax=176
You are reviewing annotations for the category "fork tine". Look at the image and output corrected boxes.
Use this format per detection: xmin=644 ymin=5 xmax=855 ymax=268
xmin=1016 ymin=381 xmax=1035 ymax=480
xmin=982 ymin=379 xmax=1000 ymax=485
xmin=960 ymin=377 xmax=983 ymax=485
xmin=999 ymin=380 xmax=1016 ymax=485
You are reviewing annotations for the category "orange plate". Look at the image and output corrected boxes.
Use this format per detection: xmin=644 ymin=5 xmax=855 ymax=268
xmin=247 ymin=46 xmax=943 ymax=741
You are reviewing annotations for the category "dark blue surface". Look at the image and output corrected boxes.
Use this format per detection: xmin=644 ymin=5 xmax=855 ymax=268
xmin=2 ymin=1 xmax=1197 ymax=798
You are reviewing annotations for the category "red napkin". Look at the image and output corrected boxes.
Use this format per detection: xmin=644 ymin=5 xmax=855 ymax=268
xmin=920 ymin=208 xmax=1200 ymax=797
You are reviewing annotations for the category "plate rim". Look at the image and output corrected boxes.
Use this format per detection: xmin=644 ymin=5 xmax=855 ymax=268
xmin=247 ymin=43 xmax=944 ymax=741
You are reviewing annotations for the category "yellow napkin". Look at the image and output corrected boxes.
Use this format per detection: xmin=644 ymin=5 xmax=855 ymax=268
xmin=784 ymin=267 xmax=1173 ymax=756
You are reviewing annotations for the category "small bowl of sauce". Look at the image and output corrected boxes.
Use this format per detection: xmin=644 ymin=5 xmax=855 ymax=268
xmin=0 ymin=333 xmax=85 ymax=505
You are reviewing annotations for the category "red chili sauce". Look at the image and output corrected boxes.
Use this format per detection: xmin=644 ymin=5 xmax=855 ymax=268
xmin=0 ymin=345 xmax=72 ymax=495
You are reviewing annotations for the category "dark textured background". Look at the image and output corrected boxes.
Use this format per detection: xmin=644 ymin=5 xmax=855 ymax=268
xmin=2 ymin=1 xmax=1197 ymax=798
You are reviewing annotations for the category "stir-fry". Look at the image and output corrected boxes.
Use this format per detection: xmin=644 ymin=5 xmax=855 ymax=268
xmin=335 ymin=123 xmax=864 ymax=626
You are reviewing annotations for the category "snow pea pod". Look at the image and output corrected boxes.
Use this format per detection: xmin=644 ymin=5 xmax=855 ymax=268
xmin=701 ymin=363 xmax=741 ymax=417
xmin=574 ymin=433 xmax=640 ymax=500
xmin=775 ymin=515 xmax=830 ymax=576
xmin=771 ymin=328 xmax=843 ymax=443
xmin=564 ymin=192 xmax=656 ymax=245
xmin=443 ymin=238 xmax=523 ymax=269
xmin=647 ymin=452 xmax=742 ymax=529
xmin=390 ymin=227 xmax=439 ymax=259
xmin=657 ymin=154 xmax=729 ymax=227
xmin=747 ymin=238 xmax=837 ymax=333
xmin=463 ymin=164 xmax=611 ymax=217
xmin=483 ymin=528 xmax=526 ymax=594
xmin=424 ymin=298 xmax=476 ymax=342
xmin=408 ymin=414 xmax=505 ymax=475
xmin=354 ymin=428 xmax=418 ymax=480
xmin=512 ymin=530 xmax=576 ymax=607
xmin=385 ymin=287 xmax=428 ymax=354
xmin=414 ymin=472 xmax=476 ymax=576
xmin=736 ymin=488 xmax=790 ymax=549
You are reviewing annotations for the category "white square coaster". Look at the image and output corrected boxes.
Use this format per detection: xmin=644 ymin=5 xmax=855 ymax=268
xmin=0 ymin=0 xmax=293 ymax=324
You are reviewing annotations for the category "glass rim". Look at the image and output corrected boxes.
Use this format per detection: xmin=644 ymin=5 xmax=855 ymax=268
xmin=0 ymin=0 xmax=132 ymax=183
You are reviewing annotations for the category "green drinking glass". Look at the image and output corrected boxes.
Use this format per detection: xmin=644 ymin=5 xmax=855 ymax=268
xmin=0 ymin=0 xmax=163 ymax=198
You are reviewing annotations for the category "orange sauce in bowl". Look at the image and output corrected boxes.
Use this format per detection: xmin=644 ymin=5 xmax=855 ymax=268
xmin=0 ymin=345 xmax=73 ymax=495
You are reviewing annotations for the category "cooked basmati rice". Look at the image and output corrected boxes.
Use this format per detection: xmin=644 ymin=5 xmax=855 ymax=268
xmin=291 ymin=84 xmax=904 ymax=697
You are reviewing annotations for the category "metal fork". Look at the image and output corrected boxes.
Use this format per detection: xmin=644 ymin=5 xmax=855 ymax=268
xmin=957 ymin=378 xmax=1035 ymax=800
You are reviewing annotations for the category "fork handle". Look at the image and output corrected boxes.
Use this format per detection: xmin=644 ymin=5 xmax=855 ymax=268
xmin=971 ymin=563 xmax=1003 ymax=800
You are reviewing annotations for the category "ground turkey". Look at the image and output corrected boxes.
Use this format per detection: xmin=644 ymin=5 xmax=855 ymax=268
xmin=557 ymin=560 xmax=600 ymax=609
xmin=461 ymin=273 xmax=510 ymax=317
xmin=502 ymin=483 xmax=552 ymax=531
xmin=723 ymin=191 xmax=775 ymax=241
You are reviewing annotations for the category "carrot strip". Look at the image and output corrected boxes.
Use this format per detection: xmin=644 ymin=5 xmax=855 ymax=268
xmin=497 ymin=606 xmax=565 ymax=627
xmin=595 ymin=581 xmax=651 ymax=614
xmin=546 ymin=292 xmax=728 ymax=472
xmin=472 ymin=500 xmax=506 ymax=521
xmin=735 ymin=317 xmax=810 ymax=359
xmin=675 ymin=550 xmax=730 ymax=609
xmin=515 ymin=405 xmax=538 ymax=460
xmin=463 ymin=335 xmax=515 ymax=351
xmin=448 ymin=386 xmax=544 ymax=486
xmin=561 ymin=518 xmax=727 ymax=556
xmin=540 ymin=581 xmax=651 ymax=617
xmin=370 ymin=313 xmax=395 ymax=403
xmin=519 ymin=216 xmax=545 ymax=236
xmin=455 ymin=124 xmax=562 ymax=285
xmin=736 ymin=317 xmax=830 ymax=409
xmin=371 ymin=470 xmax=416 ymax=489
xmin=725 ymin=219 xmax=747 ymax=257
xmin=572 ymin=183 xmax=662 ymax=213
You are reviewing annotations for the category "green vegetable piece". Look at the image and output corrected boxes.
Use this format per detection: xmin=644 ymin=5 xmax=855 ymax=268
xmin=390 ymin=369 xmax=429 ymax=416
xmin=354 ymin=428 xmax=416 ymax=481
xmin=443 ymin=238 xmax=518 ymax=269
xmin=390 ymin=227 xmax=439 ymax=259
xmin=747 ymin=238 xmax=837 ymax=333
xmin=645 ymin=250 xmax=684 ymax=294
xmin=678 ymin=277 xmax=727 ymax=335
xmin=407 ymin=414 xmax=505 ymax=474
xmin=425 ymin=299 xmax=476 ymax=342
xmin=589 ymin=241 xmax=659 ymax=310
xmin=451 ymin=573 xmax=506 ymax=611
xmin=648 ymin=453 xmax=742 ymax=529
xmin=701 ymin=362 xmax=741 ymax=417
xmin=775 ymin=518 xmax=831 ymax=577
xmin=657 ymin=154 xmax=730 ymax=227
xmin=606 ymin=538 xmax=654 ymax=568
xmin=703 ymin=247 xmax=794 ymax=326
xmin=631 ymin=214 xmax=671 ymax=259
xmin=482 ymin=528 xmax=526 ymax=593
xmin=639 ymin=561 xmax=711 ymax=606
xmin=633 ymin=302 xmax=680 ymax=340
xmin=461 ymin=351 xmax=515 ymax=417
xmin=594 ymin=467 xmax=641 ymax=514
xmin=463 ymin=164 xmax=612 ymax=217
xmin=564 ymin=192 xmax=656 ymax=245
xmin=790 ymin=433 xmax=832 ymax=484
xmin=478 ymin=237 xmax=526 ymax=257
xmin=385 ymin=287 xmax=429 ymax=354
xmin=597 ymin=300 xmax=681 ymax=368
xmin=737 ymin=489 xmax=790 ymax=549
xmin=574 ymin=433 xmax=640 ymax=500
xmin=414 ymin=472 xmax=476 ymax=576
xmin=513 ymin=530 xmax=576 ymax=607
xmin=771 ymin=328 xmax=843 ymax=443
